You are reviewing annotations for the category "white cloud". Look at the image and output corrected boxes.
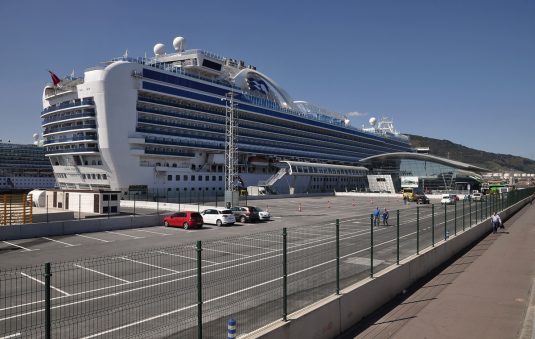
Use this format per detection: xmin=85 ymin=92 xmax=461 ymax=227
xmin=346 ymin=111 xmax=368 ymax=117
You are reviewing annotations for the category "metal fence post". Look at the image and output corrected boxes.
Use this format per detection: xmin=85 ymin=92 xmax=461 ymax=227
xmin=157 ymin=193 xmax=159 ymax=215
xmin=133 ymin=194 xmax=136 ymax=216
xmin=396 ymin=209 xmax=400 ymax=265
xmin=45 ymin=262 xmax=51 ymax=339
xmin=46 ymin=195 xmax=49 ymax=223
xmin=416 ymin=206 xmax=420 ymax=255
xmin=469 ymin=199 xmax=472 ymax=227
xmin=78 ymin=194 xmax=81 ymax=221
xmin=282 ymin=228 xmax=288 ymax=321
xmin=454 ymin=202 xmax=457 ymax=235
xmin=370 ymin=214 xmax=374 ymax=277
xmin=107 ymin=194 xmax=110 ymax=219
xmin=196 ymin=241 xmax=203 ymax=339
xmin=462 ymin=199 xmax=465 ymax=231
xmin=475 ymin=199 xmax=478 ymax=224
xmin=432 ymin=204 xmax=435 ymax=247
xmin=444 ymin=203 xmax=448 ymax=240
xmin=482 ymin=194 xmax=488 ymax=224
xmin=336 ymin=218 xmax=340 ymax=295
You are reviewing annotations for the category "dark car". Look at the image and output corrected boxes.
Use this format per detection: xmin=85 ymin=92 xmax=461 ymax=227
xmin=230 ymin=206 xmax=261 ymax=223
xmin=416 ymin=195 xmax=430 ymax=204
xmin=163 ymin=211 xmax=203 ymax=229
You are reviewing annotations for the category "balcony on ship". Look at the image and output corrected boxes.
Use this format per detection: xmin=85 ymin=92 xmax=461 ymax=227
xmin=41 ymin=98 xmax=95 ymax=117
xmin=45 ymin=146 xmax=99 ymax=156
xmin=44 ymin=134 xmax=98 ymax=145
xmin=43 ymin=123 xmax=97 ymax=136
xmin=42 ymin=110 xmax=96 ymax=126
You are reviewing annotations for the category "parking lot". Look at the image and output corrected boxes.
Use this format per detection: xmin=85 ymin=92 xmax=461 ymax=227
xmin=0 ymin=195 xmax=424 ymax=267
xmin=1 ymin=194 xmax=490 ymax=338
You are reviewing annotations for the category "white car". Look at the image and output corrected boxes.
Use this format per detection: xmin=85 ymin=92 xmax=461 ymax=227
xmin=201 ymin=208 xmax=236 ymax=226
xmin=257 ymin=208 xmax=271 ymax=221
xmin=471 ymin=192 xmax=482 ymax=201
xmin=440 ymin=194 xmax=455 ymax=205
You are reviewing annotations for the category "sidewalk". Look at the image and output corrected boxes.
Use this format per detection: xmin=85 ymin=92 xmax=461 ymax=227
xmin=339 ymin=203 xmax=535 ymax=339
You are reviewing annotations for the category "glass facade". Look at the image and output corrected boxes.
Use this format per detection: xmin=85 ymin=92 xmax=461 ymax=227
xmin=364 ymin=156 xmax=484 ymax=193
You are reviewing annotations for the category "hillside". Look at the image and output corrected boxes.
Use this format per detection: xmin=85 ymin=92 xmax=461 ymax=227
xmin=407 ymin=134 xmax=535 ymax=173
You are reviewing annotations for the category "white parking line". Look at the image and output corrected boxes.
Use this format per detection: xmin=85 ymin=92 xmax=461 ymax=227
xmin=132 ymin=229 xmax=171 ymax=236
xmin=217 ymin=241 xmax=273 ymax=251
xmin=3 ymin=241 xmax=36 ymax=252
xmin=118 ymin=257 xmax=182 ymax=273
xmin=20 ymin=272 xmax=71 ymax=296
xmin=202 ymin=247 xmax=252 ymax=257
xmin=156 ymin=251 xmax=217 ymax=264
xmin=105 ymin=231 xmax=144 ymax=239
xmin=74 ymin=264 xmax=131 ymax=283
xmin=76 ymin=234 xmax=112 ymax=243
xmin=42 ymin=237 xmax=80 ymax=247
xmin=0 ymin=333 xmax=21 ymax=339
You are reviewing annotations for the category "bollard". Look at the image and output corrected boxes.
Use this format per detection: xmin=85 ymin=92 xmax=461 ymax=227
xmin=298 ymin=203 xmax=302 ymax=212
xmin=327 ymin=200 xmax=331 ymax=208
xmin=227 ymin=319 xmax=237 ymax=339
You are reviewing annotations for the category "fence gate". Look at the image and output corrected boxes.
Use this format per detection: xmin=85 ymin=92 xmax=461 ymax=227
xmin=0 ymin=194 xmax=33 ymax=225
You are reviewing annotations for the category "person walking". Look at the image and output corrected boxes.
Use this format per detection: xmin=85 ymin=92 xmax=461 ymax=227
xmin=373 ymin=207 xmax=381 ymax=226
xmin=490 ymin=212 xmax=502 ymax=234
xmin=382 ymin=208 xmax=390 ymax=226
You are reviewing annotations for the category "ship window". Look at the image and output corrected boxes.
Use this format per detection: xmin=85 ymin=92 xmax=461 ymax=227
xmin=205 ymin=176 xmax=209 ymax=181
xmin=102 ymin=174 xmax=107 ymax=180
xmin=212 ymin=176 xmax=216 ymax=181
xmin=183 ymin=175 xmax=188 ymax=181
xmin=167 ymin=175 xmax=172 ymax=181
xmin=198 ymin=176 xmax=202 ymax=181
xmin=191 ymin=175 xmax=195 ymax=181
xmin=176 ymin=175 xmax=180 ymax=181
xmin=97 ymin=174 xmax=101 ymax=179
xmin=219 ymin=176 xmax=223 ymax=181
xmin=202 ymin=59 xmax=222 ymax=71
xmin=98 ymin=161 xmax=102 ymax=165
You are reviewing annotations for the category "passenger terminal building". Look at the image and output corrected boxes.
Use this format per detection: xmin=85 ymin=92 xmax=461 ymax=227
xmin=359 ymin=152 xmax=488 ymax=194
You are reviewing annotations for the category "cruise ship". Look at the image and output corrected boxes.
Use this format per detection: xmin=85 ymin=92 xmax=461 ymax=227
xmin=0 ymin=142 xmax=56 ymax=192
xmin=41 ymin=37 xmax=411 ymax=195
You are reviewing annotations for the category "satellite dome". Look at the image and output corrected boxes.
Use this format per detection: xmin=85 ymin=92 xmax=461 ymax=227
xmin=344 ymin=118 xmax=350 ymax=126
xmin=369 ymin=117 xmax=377 ymax=126
xmin=153 ymin=43 xmax=165 ymax=56
xmin=173 ymin=37 xmax=185 ymax=51
xmin=33 ymin=133 xmax=39 ymax=140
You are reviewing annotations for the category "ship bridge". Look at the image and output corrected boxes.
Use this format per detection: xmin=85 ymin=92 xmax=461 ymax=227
xmin=259 ymin=161 xmax=368 ymax=194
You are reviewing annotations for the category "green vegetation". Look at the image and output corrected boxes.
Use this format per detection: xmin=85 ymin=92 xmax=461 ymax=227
xmin=408 ymin=134 xmax=535 ymax=173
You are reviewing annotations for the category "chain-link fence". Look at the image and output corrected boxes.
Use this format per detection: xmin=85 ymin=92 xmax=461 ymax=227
xmin=1 ymin=188 xmax=533 ymax=338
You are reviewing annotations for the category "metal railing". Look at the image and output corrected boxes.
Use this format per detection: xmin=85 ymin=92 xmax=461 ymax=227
xmin=0 ymin=188 xmax=533 ymax=338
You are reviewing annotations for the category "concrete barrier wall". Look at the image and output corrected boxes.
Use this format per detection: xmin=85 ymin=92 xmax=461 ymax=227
xmin=0 ymin=214 xmax=165 ymax=241
xmin=248 ymin=197 xmax=531 ymax=338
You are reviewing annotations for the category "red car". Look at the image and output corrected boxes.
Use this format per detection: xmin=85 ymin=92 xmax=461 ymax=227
xmin=163 ymin=211 xmax=203 ymax=229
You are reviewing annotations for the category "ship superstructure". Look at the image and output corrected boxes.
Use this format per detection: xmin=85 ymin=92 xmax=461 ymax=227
xmin=41 ymin=37 xmax=411 ymax=194
xmin=0 ymin=142 xmax=56 ymax=191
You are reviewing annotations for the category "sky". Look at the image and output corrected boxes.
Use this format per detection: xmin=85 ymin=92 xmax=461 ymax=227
xmin=0 ymin=0 xmax=534 ymax=160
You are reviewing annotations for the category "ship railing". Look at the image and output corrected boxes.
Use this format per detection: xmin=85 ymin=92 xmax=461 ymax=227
xmin=42 ymin=111 xmax=96 ymax=124
xmin=43 ymin=124 xmax=97 ymax=135
xmin=44 ymin=135 xmax=98 ymax=145
xmin=44 ymin=147 xmax=99 ymax=155
xmin=41 ymin=99 xmax=95 ymax=115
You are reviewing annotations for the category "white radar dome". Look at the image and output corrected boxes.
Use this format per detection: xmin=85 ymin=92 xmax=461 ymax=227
xmin=173 ymin=37 xmax=185 ymax=51
xmin=153 ymin=43 xmax=165 ymax=56
xmin=369 ymin=117 xmax=377 ymax=126
xmin=33 ymin=133 xmax=39 ymax=140
xmin=344 ymin=118 xmax=350 ymax=126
